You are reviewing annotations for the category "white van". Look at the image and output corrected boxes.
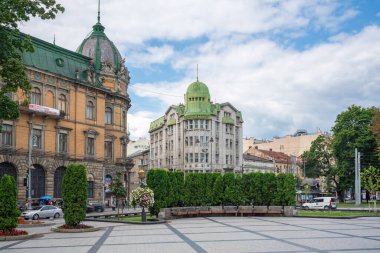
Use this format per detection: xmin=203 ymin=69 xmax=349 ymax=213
xmin=302 ymin=197 xmax=337 ymax=210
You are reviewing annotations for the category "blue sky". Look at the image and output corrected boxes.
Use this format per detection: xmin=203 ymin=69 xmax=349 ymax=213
xmin=20 ymin=0 xmax=380 ymax=140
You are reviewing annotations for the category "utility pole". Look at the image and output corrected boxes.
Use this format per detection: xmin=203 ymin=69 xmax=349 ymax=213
xmin=355 ymin=148 xmax=361 ymax=205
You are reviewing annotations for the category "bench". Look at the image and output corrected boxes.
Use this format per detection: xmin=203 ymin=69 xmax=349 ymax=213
xmin=224 ymin=206 xmax=238 ymax=215
xmin=238 ymin=206 xmax=254 ymax=216
xmin=199 ymin=206 xmax=212 ymax=215
xmin=267 ymin=206 xmax=284 ymax=216
xmin=252 ymin=206 xmax=268 ymax=214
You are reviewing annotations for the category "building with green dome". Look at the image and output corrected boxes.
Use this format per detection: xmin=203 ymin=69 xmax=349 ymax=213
xmin=0 ymin=9 xmax=133 ymax=205
xmin=149 ymin=80 xmax=243 ymax=172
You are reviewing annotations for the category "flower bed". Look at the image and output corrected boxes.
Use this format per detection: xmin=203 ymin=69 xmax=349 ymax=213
xmin=17 ymin=217 xmax=43 ymax=225
xmin=51 ymin=224 xmax=102 ymax=233
xmin=58 ymin=224 xmax=93 ymax=229
xmin=0 ymin=229 xmax=28 ymax=237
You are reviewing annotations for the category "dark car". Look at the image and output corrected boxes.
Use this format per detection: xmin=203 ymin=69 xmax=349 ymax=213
xmin=86 ymin=205 xmax=95 ymax=213
xmin=89 ymin=203 xmax=104 ymax=212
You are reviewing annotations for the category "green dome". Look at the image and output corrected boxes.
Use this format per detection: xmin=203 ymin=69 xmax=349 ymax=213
xmin=186 ymin=81 xmax=210 ymax=100
xmin=184 ymin=80 xmax=212 ymax=118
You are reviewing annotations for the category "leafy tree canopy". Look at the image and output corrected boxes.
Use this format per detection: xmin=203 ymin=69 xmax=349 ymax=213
xmin=0 ymin=0 xmax=64 ymax=120
xmin=371 ymin=107 xmax=380 ymax=158
xmin=361 ymin=166 xmax=380 ymax=195
xmin=331 ymin=105 xmax=378 ymax=197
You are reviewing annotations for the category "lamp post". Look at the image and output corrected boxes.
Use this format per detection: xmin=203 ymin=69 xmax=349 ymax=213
xmin=138 ymin=168 xmax=147 ymax=222
xmin=209 ymin=137 xmax=214 ymax=172
xmin=27 ymin=131 xmax=37 ymax=210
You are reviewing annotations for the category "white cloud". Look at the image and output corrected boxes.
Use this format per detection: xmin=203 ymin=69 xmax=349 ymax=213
xmin=128 ymin=111 xmax=161 ymax=140
xmin=18 ymin=0 xmax=376 ymax=140
xmin=19 ymin=0 xmax=356 ymax=51
xmin=135 ymin=25 xmax=380 ymax=138
xmin=128 ymin=45 xmax=174 ymax=67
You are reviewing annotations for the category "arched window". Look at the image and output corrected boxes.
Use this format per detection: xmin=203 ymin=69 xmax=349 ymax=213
xmin=0 ymin=162 xmax=17 ymax=182
xmin=105 ymin=107 xmax=112 ymax=124
xmin=53 ymin=167 xmax=66 ymax=198
xmin=86 ymin=101 xmax=95 ymax=119
xmin=30 ymin=164 xmax=45 ymax=198
xmin=31 ymin=87 xmax=41 ymax=105
xmin=58 ymin=94 xmax=67 ymax=113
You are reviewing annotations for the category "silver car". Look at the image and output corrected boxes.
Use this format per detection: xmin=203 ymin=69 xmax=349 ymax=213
xmin=21 ymin=205 xmax=63 ymax=220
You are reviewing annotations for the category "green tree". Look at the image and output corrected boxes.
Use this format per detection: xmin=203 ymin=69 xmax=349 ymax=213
xmin=110 ymin=172 xmax=126 ymax=217
xmin=361 ymin=166 xmax=380 ymax=200
xmin=372 ymin=107 xmax=380 ymax=158
xmin=0 ymin=175 xmax=19 ymax=232
xmin=62 ymin=164 xmax=87 ymax=226
xmin=0 ymin=1 xmax=64 ymax=121
xmin=301 ymin=135 xmax=338 ymax=193
xmin=331 ymin=105 xmax=378 ymax=201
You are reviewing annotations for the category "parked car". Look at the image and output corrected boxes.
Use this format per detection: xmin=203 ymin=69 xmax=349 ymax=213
xmin=302 ymin=197 xmax=337 ymax=210
xmin=21 ymin=205 xmax=63 ymax=220
xmin=89 ymin=203 xmax=104 ymax=212
xmin=86 ymin=204 xmax=95 ymax=213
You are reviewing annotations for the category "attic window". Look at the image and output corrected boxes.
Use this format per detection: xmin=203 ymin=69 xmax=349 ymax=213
xmin=55 ymin=58 xmax=64 ymax=67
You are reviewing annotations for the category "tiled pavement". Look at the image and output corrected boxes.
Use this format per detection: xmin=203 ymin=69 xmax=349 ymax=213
xmin=1 ymin=216 xmax=380 ymax=252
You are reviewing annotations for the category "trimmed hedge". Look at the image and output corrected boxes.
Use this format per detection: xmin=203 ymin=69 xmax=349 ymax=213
xmin=147 ymin=170 xmax=296 ymax=215
xmin=0 ymin=175 xmax=19 ymax=231
xmin=62 ymin=164 xmax=87 ymax=226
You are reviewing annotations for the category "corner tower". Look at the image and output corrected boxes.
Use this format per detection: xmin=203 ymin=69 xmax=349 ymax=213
xmin=76 ymin=7 xmax=129 ymax=95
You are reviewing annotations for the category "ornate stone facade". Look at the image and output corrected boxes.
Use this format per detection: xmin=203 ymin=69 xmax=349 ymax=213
xmin=149 ymin=80 xmax=243 ymax=172
xmin=0 ymin=17 xmax=133 ymax=204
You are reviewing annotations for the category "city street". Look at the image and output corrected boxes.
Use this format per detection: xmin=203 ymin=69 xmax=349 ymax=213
xmin=1 ymin=216 xmax=380 ymax=252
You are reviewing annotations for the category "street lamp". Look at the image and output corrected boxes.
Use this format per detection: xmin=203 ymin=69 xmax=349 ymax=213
xmin=138 ymin=168 xmax=147 ymax=222
xmin=209 ymin=137 xmax=214 ymax=172
xmin=27 ymin=132 xmax=37 ymax=210
xmin=138 ymin=168 xmax=145 ymax=187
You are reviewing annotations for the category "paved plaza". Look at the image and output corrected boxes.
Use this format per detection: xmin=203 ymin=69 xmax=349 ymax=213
xmin=1 ymin=216 xmax=380 ymax=253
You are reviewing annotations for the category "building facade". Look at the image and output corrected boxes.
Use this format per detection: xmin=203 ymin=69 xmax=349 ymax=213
xmin=241 ymin=154 xmax=275 ymax=174
xmin=243 ymin=129 xmax=323 ymax=156
xmin=149 ymin=80 xmax=243 ymax=172
xmin=127 ymin=138 xmax=150 ymax=156
xmin=127 ymin=149 xmax=149 ymax=196
xmin=245 ymin=146 xmax=300 ymax=176
xmin=0 ymin=17 xmax=133 ymax=204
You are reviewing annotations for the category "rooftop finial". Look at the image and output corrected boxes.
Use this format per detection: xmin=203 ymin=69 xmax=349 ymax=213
xmin=196 ymin=64 xmax=199 ymax=81
xmin=97 ymin=0 xmax=101 ymax=23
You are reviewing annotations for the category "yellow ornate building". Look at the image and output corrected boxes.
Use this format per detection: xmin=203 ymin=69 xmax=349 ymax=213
xmin=0 ymin=15 xmax=132 ymax=204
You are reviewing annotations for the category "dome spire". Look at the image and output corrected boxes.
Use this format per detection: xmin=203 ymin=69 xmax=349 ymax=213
xmin=97 ymin=0 xmax=101 ymax=23
xmin=196 ymin=64 xmax=199 ymax=81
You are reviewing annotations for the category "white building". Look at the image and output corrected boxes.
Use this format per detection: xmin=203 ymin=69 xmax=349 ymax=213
xmin=127 ymin=138 xmax=150 ymax=156
xmin=149 ymin=80 xmax=243 ymax=172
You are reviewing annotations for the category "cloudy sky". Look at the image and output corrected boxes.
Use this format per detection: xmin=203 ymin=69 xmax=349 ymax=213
xmin=20 ymin=0 xmax=380 ymax=140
